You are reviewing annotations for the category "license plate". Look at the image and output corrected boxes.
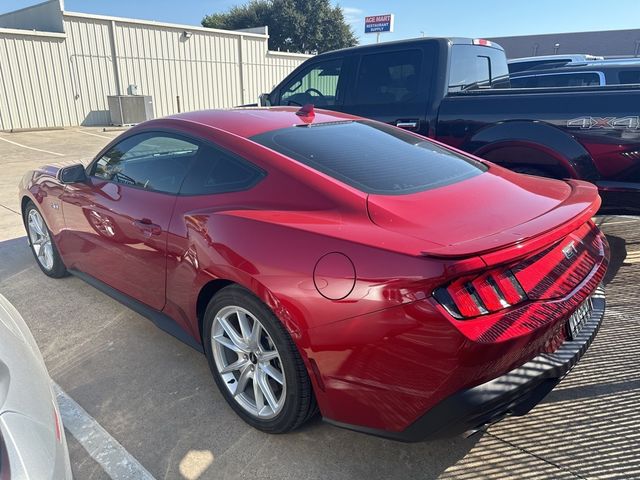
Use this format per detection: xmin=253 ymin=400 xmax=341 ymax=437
xmin=566 ymin=297 xmax=593 ymax=340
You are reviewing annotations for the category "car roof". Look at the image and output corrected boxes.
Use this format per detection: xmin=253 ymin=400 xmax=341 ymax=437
xmin=160 ymin=107 xmax=359 ymax=138
xmin=511 ymin=61 xmax=640 ymax=76
xmin=508 ymin=54 xmax=602 ymax=64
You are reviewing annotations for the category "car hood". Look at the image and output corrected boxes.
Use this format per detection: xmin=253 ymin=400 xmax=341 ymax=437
xmin=366 ymin=168 xmax=601 ymax=258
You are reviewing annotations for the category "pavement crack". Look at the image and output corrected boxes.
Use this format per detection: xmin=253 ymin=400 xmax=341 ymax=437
xmin=485 ymin=431 xmax=589 ymax=479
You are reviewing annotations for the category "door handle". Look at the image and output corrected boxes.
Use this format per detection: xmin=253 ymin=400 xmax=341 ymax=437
xmin=395 ymin=120 xmax=419 ymax=129
xmin=133 ymin=218 xmax=162 ymax=236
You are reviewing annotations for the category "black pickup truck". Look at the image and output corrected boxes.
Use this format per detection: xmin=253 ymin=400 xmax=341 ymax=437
xmin=259 ymin=38 xmax=640 ymax=211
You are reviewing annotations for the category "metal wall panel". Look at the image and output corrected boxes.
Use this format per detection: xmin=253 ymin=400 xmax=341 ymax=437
xmin=0 ymin=12 xmax=311 ymax=130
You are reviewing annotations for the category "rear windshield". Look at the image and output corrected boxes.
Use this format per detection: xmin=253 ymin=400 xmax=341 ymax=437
xmin=251 ymin=121 xmax=486 ymax=195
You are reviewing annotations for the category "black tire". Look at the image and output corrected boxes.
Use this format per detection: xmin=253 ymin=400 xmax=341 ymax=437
xmin=203 ymin=284 xmax=317 ymax=433
xmin=24 ymin=201 xmax=68 ymax=278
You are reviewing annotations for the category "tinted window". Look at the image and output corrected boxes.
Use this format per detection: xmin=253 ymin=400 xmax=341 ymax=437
xmin=619 ymin=70 xmax=640 ymax=84
xmin=180 ymin=144 xmax=265 ymax=195
xmin=350 ymin=50 xmax=422 ymax=105
xmin=449 ymin=45 xmax=510 ymax=91
xmin=92 ymin=133 xmax=198 ymax=194
xmin=252 ymin=121 xmax=486 ymax=195
xmin=280 ymin=59 xmax=343 ymax=107
xmin=511 ymin=72 xmax=601 ymax=88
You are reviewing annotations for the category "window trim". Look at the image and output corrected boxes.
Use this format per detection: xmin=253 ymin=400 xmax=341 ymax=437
xmin=87 ymin=129 xmax=267 ymax=197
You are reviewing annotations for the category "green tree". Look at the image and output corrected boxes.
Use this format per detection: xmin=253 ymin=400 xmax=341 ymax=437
xmin=202 ymin=0 xmax=358 ymax=54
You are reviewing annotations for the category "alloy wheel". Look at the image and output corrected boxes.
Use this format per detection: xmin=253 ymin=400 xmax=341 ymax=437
xmin=211 ymin=306 xmax=286 ymax=419
xmin=27 ymin=209 xmax=54 ymax=271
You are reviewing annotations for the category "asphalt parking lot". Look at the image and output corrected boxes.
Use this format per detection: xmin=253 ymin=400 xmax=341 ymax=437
xmin=0 ymin=128 xmax=639 ymax=480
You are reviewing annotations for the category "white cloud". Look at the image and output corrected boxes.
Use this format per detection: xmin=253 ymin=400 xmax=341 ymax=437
xmin=341 ymin=6 xmax=364 ymax=25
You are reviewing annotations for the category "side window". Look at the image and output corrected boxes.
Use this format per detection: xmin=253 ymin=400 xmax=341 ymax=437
xmin=179 ymin=143 xmax=265 ymax=195
xmin=449 ymin=45 xmax=509 ymax=91
xmin=350 ymin=50 xmax=422 ymax=105
xmin=280 ymin=59 xmax=343 ymax=107
xmin=92 ymin=133 xmax=199 ymax=194
xmin=619 ymin=70 xmax=640 ymax=85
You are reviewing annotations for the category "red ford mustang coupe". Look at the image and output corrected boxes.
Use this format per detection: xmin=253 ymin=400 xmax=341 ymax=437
xmin=19 ymin=107 xmax=608 ymax=441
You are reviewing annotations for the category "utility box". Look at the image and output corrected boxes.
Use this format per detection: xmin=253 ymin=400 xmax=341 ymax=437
xmin=107 ymin=95 xmax=154 ymax=126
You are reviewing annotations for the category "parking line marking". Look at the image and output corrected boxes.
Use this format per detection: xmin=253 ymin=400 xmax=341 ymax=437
xmin=53 ymin=383 xmax=156 ymax=480
xmin=0 ymin=136 xmax=64 ymax=156
xmin=75 ymin=129 xmax=114 ymax=140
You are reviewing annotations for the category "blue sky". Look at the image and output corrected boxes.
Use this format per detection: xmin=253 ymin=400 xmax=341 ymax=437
xmin=4 ymin=0 xmax=640 ymax=45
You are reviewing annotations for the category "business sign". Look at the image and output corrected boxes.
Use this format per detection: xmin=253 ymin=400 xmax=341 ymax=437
xmin=364 ymin=14 xmax=394 ymax=34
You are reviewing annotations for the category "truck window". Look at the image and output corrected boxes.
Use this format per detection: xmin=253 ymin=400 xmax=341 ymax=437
xmin=511 ymin=72 xmax=602 ymax=88
xmin=349 ymin=50 xmax=423 ymax=105
xmin=449 ymin=45 xmax=510 ymax=91
xmin=279 ymin=59 xmax=343 ymax=107
xmin=619 ymin=70 xmax=640 ymax=85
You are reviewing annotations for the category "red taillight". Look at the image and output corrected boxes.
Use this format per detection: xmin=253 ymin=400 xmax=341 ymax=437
xmin=434 ymin=268 xmax=527 ymax=319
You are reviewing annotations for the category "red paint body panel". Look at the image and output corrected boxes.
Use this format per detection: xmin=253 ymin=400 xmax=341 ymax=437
xmin=18 ymin=108 xmax=609 ymax=435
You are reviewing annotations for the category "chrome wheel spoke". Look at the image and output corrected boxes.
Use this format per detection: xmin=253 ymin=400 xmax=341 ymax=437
xmin=236 ymin=309 xmax=252 ymax=342
xmin=253 ymin=374 xmax=265 ymax=411
xmin=256 ymin=369 xmax=278 ymax=411
xmin=249 ymin=321 xmax=262 ymax=349
xmin=220 ymin=357 xmax=248 ymax=374
xmin=260 ymin=350 xmax=278 ymax=362
xmin=29 ymin=215 xmax=44 ymax=237
xmin=234 ymin=365 xmax=251 ymax=396
xmin=261 ymin=363 xmax=284 ymax=385
xmin=213 ymin=334 xmax=243 ymax=353
xmin=217 ymin=315 xmax=246 ymax=351
xmin=42 ymin=242 xmax=53 ymax=269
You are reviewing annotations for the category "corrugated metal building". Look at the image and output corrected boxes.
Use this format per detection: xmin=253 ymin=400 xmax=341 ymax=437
xmin=489 ymin=29 xmax=640 ymax=59
xmin=0 ymin=0 xmax=311 ymax=131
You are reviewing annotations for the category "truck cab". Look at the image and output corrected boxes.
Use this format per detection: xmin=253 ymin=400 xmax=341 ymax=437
xmin=263 ymin=38 xmax=509 ymax=138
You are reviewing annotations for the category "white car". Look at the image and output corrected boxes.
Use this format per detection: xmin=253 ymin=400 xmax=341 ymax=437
xmin=0 ymin=294 xmax=72 ymax=479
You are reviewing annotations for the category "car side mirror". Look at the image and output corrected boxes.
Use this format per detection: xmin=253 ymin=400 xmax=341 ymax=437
xmin=59 ymin=164 xmax=87 ymax=184
xmin=258 ymin=93 xmax=272 ymax=107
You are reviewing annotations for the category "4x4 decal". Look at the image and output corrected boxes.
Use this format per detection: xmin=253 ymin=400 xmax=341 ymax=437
xmin=567 ymin=116 xmax=640 ymax=130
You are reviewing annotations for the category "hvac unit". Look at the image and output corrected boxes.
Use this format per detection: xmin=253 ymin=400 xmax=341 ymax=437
xmin=107 ymin=95 xmax=154 ymax=126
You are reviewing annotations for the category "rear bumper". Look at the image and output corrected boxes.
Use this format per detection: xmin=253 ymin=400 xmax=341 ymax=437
xmin=324 ymin=285 xmax=605 ymax=442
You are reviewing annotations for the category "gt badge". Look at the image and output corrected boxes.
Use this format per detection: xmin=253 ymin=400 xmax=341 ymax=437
xmin=562 ymin=241 xmax=579 ymax=260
